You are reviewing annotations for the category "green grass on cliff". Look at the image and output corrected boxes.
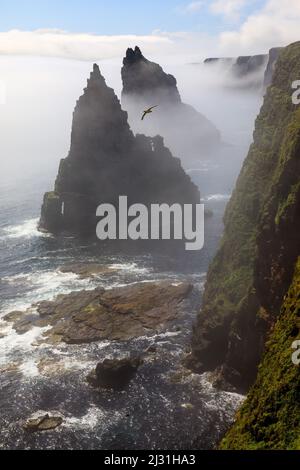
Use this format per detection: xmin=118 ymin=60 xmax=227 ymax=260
xmin=192 ymin=42 xmax=300 ymax=382
xmin=220 ymin=257 xmax=300 ymax=450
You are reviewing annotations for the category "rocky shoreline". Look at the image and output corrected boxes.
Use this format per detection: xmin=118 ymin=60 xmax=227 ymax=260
xmin=4 ymin=278 xmax=193 ymax=345
xmin=0 ymin=260 xmax=245 ymax=448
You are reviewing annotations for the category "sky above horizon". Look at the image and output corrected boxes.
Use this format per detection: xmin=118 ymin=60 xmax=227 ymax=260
xmin=0 ymin=1 xmax=300 ymax=60
xmin=1 ymin=0 xmax=265 ymax=36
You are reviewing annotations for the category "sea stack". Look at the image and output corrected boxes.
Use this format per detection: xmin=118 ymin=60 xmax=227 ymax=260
xmin=39 ymin=64 xmax=199 ymax=237
xmin=121 ymin=46 xmax=222 ymax=164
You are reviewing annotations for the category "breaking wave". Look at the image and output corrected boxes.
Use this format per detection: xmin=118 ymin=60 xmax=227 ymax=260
xmin=1 ymin=218 xmax=50 ymax=240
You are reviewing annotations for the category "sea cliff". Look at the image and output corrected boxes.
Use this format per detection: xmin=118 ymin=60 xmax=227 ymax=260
xmin=187 ymin=42 xmax=300 ymax=448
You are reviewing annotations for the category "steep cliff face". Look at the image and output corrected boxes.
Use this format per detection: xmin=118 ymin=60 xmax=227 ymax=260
xmin=121 ymin=46 xmax=222 ymax=164
xmin=204 ymin=49 xmax=282 ymax=91
xmin=221 ymin=257 xmax=300 ymax=449
xmin=263 ymin=47 xmax=283 ymax=90
xmin=39 ymin=64 xmax=199 ymax=236
xmin=204 ymin=53 xmax=268 ymax=89
xmin=187 ymin=42 xmax=300 ymax=395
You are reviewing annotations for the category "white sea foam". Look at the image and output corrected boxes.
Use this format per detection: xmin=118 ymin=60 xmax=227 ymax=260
xmin=133 ymin=330 xmax=181 ymax=343
xmin=19 ymin=359 xmax=40 ymax=378
xmin=1 ymin=218 xmax=51 ymax=240
xmin=204 ymin=194 xmax=231 ymax=202
xmin=109 ymin=262 xmax=149 ymax=275
xmin=1 ymin=262 xmax=167 ymax=317
xmin=1 ymin=269 xmax=100 ymax=316
xmin=0 ymin=322 xmax=51 ymax=366
xmin=186 ymin=168 xmax=210 ymax=173
xmin=187 ymin=163 xmax=220 ymax=173
xmin=64 ymin=407 xmax=124 ymax=432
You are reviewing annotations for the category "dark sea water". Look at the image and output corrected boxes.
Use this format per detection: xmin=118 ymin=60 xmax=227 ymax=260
xmin=0 ymin=165 xmax=245 ymax=450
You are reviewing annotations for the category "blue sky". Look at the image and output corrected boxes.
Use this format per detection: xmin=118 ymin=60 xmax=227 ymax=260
xmin=1 ymin=0 xmax=266 ymax=35
xmin=0 ymin=1 xmax=298 ymax=60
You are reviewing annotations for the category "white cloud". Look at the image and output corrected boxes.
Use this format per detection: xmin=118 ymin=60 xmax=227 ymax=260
xmin=219 ymin=0 xmax=300 ymax=53
xmin=1 ymin=1 xmax=300 ymax=63
xmin=210 ymin=0 xmax=247 ymax=22
xmin=185 ymin=1 xmax=204 ymax=13
xmin=177 ymin=1 xmax=204 ymax=15
xmin=0 ymin=29 xmax=173 ymax=61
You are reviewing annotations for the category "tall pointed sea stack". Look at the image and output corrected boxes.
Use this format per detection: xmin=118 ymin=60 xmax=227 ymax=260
xmin=39 ymin=64 xmax=199 ymax=237
xmin=121 ymin=46 xmax=222 ymax=164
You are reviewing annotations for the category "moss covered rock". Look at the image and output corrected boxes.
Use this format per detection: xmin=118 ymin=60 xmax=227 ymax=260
xmin=221 ymin=258 xmax=300 ymax=449
xmin=188 ymin=41 xmax=300 ymax=393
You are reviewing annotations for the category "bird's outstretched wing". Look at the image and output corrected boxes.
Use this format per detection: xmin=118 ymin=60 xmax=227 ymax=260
xmin=141 ymin=105 xmax=158 ymax=120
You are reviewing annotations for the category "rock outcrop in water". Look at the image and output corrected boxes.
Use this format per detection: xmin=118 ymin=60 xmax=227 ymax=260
xmin=39 ymin=64 xmax=199 ymax=236
xmin=121 ymin=46 xmax=222 ymax=164
xmin=23 ymin=414 xmax=63 ymax=433
xmin=87 ymin=357 xmax=143 ymax=390
xmin=4 ymin=281 xmax=192 ymax=344
xmin=188 ymin=42 xmax=300 ymax=448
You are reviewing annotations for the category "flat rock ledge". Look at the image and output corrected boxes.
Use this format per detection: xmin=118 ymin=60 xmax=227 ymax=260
xmin=4 ymin=281 xmax=193 ymax=345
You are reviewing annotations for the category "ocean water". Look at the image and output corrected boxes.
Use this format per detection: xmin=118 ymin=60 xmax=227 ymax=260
xmin=0 ymin=167 xmax=246 ymax=450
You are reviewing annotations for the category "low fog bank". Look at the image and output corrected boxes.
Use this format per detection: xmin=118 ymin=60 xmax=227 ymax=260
xmin=0 ymin=55 xmax=263 ymax=198
xmin=123 ymin=57 xmax=263 ymax=194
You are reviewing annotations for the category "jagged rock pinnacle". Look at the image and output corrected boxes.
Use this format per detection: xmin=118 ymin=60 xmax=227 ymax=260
xmin=87 ymin=63 xmax=104 ymax=88
xmin=124 ymin=46 xmax=146 ymax=66
xmin=39 ymin=65 xmax=200 ymax=236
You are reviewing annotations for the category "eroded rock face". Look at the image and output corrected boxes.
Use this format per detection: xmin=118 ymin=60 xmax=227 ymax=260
xmin=263 ymin=47 xmax=283 ymax=90
xmin=39 ymin=63 xmax=199 ymax=236
xmin=4 ymin=282 xmax=193 ymax=344
xmin=189 ymin=42 xmax=300 ymax=392
xmin=121 ymin=46 xmax=222 ymax=163
xmin=87 ymin=357 xmax=143 ymax=390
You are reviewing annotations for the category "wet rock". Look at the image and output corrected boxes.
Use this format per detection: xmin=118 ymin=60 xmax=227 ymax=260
xmin=207 ymin=366 xmax=240 ymax=393
xmin=145 ymin=344 xmax=157 ymax=354
xmin=168 ymin=367 xmax=192 ymax=384
xmin=5 ymin=282 xmax=193 ymax=345
xmin=4 ymin=311 xmax=42 ymax=335
xmin=37 ymin=358 xmax=69 ymax=377
xmin=3 ymin=310 xmax=23 ymax=323
xmin=181 ymin=403 xmax=194 ymax=410
xmin=59 ymin=263 xmax=118 ymax=279
xmin=87 ymin=356 xmax=143 ymax=390
xmin=0 ymin=362 xmax=21 ymax=374
xmin=23 ymin=414 xmax=63 ymax=432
